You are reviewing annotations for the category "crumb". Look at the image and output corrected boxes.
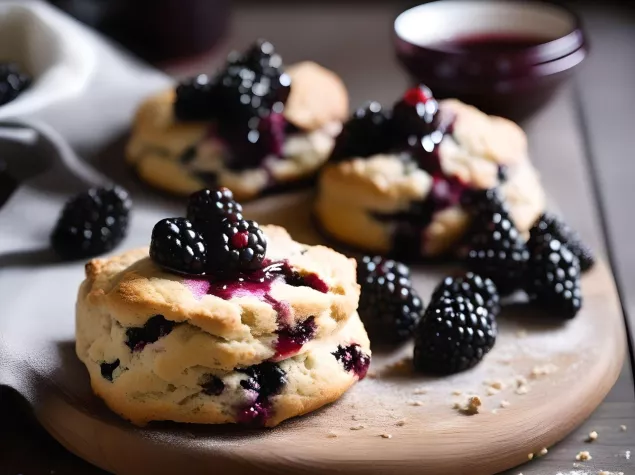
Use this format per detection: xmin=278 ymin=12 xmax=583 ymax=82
xmin=452 ymin=389 xmax=463 ymax=396
xmin=500 ymin=400 xmax=511 ymax=408
xmin=530 ymin=364 xmax=558 ymax=378
xmin=407 ymin=400 xmax=424 ymax=406
xmin=515 ymin=385 xmax=530 ymax=395
xmin=515 ymin=375 xmax=528 ymax=387
xmin=621 ymin=424 xmax=627 ymax=432
xmin=625 ymin=450 xmax=631 ymax=460
xmin=327 ymin=431 xmax=338 ymax=438
xmin=351 ymin=414 xmax=360 ymax=421
xmin=538 ymin=447 xmax=548 ymax=456
xmin=587 ymin=430 xmax=598 ymax=442
xmin=413 ymin=387 xmax=428 ymax=395
xmin=350 ymin=425 xmax=366 ymax=431
xmin=599 ymin=471 xmax=609 ymax=475
xmin=516 ymin=330 xmax=528 ymax=338
xmin=380 ymin=433 xmax=392 ymax=439
xmin=490 ymin=380 xmax=505 ymax=390
xmin=396 ymin=419 xmax=407 ymax=427
xmin=486 ymin=387 xmax=500 ymax=396
xmin=527 ymin=453 xmax=534 ymax=460
xmin=576 ymin=450 xmax=592 ymax=461
xmin=456 ymin=396 xmax=482 ymax=415
xmin=366 ymin=371 xmax=378 ymax=379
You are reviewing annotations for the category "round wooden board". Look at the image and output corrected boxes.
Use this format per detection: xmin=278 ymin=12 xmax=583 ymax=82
xmin=32 ymin=192 xmax=626 ymax=475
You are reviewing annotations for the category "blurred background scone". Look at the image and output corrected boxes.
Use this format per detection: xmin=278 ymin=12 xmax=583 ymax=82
xmin=126 ymin=40 xmax=348 ymax=201
xmin=315 ymin=85 xmax=546 ymax=259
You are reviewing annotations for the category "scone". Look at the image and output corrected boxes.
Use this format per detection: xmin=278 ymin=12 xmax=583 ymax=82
xmin=76 ymin=220 xmax=370 ymax=427
xmin=315 ymin=86 xmax=546 ymax=259
xmin=126 ymin=40 xmax=348 ymax=201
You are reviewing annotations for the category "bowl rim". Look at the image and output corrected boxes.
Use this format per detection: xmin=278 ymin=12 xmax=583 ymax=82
xmin=393 ymin=0 xmax=586 ymax=65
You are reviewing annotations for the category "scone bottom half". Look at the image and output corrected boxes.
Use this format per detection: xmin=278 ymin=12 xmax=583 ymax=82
xmin=125 ymin=39 xmax=348 ymax=201
xmin=315 ymin=84 xmax=546 ymax=260
xmin=77 ymin=188 xmax=370 ymax=427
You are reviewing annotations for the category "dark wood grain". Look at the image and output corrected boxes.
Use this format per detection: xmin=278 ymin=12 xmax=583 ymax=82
xmin=2 ymin=2 xmax=635 ymax=474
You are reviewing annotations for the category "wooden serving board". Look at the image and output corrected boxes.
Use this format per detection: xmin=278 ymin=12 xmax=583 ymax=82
xmin=24 ymin=192 xmax=626 ymax=475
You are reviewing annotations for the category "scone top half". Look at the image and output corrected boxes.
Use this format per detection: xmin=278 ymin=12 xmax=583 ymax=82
xmin=77 ymin=225 xmax=360 ymax=373
xmin=315 ymin=93 xmax=546 ymax=258
xmin=126 ymin=41 xmax=349 ymax=201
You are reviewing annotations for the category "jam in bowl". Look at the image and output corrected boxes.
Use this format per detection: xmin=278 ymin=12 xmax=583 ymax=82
xmin=393 ymin=0 xmax=587 ymax=121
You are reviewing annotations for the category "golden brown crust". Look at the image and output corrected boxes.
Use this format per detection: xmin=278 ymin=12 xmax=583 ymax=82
xmin=315 ymin=99 xmax=545 ymax=257
xmin=283 ymin=61 xmax=349 ymax=131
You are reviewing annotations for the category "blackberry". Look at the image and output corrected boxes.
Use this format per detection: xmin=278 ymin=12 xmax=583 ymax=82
xmin=330 ymin=101 xmax=393 ymax=162
xmin=332 ymin=344 xmax=371 ymax=379
xmin=360 ymin=278 xmax=423 ymax=343
xmin=125 ymin=315 xmax=176 ymax=352
xmin=465 ymin=189 xmax=529 ymax=295
xmin=174 ymin=74 xmax=216 ymax=121
xmin=150 ymin=218 xmax=208 ymax=275
xmin=413 ymin=296 xmax=497 ymax=375
xmin=392 ymin=85 xmax=440 ymax=139
xmin=0 ymin=62 xmax=31 ymax=106
xmin=186 ymin=187 xmax=243 ymax=227
xmin=240 ymin=362 xmax=287 ymax=398
xmin=431 ymin=273 xmax=500 ymax=317
xmin=208 ymin=219 xmax=267 ymax=272
xmin=51 ymin=186 xmax=132 ymax=260
xmin=357 ymin=255 xmax=410 ymax=282
xmin=527 ymin=238 xmax=582 ymax=319
xmin=529 ymin=212 xmax=595 ymax=272
xmin=242 ymin=40 xmax=284 ymax=78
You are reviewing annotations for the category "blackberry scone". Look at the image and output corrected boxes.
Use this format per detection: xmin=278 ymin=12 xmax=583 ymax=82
xmin=314 ymin=86 xmax=546 ymax=259
xmin=126 ymin=41 xmax=348 ymax=200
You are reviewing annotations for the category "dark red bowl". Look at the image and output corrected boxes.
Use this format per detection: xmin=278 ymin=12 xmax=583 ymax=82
xmin=393 ymin=1 xmax=588 ymax=121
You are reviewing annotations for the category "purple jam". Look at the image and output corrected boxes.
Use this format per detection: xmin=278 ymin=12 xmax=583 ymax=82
xmin=432 ymin=33 xmax=552 ymax=54
xmin=332 ymin=344 xmax=371 ymax=379
xmin=273 ymin=317 xmax=317 ymax=361
xmin=236 ymin=400 xmax=273 ymax=426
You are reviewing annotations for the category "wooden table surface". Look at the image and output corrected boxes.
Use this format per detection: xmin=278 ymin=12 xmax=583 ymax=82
xmin=2 ymin=2 xmax=635 ymax=474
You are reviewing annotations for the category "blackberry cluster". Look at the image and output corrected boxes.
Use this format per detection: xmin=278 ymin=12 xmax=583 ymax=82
xmin=413 ymin=296 xmax=497 ymax=375
xmin=431 ymin=272 xmax=500 ymax=317
xmin=357 ymin=256 xmax=423 ymax=343
xmin=209 ymin=218 xmax=267 ymax=272
xmin=174 ymin=40 xmax=292 ymax=170
xmin=465 ymin=188 xmax=529 ymax=295
xmin=150 ymin=218 xmax=208 ymax=275
xmin=0 ymin=62 xmax=31 ymax=106
xmin=330 ymin=102 xmax=393 ymax=162
xmin=527 ymin=236 xmax=582 ymax=319
xmin=150 ymin=187 xmax=268 ymax=275
xmin=529 ymin=212 xmax=595 ymax=272
xmin=51 ymin=186 xmax=132 ymax=260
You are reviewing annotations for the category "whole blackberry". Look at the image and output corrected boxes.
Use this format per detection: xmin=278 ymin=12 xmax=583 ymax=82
xmin=431 ymin=273 xmax=500 ymax=317
xmin=186 ymin=187 xmax=243 ymax=226
xmin=330 ymin=101 xmax=393 ymax=162
xmin=465 ymin=189 xmax=529 ymax=295
xmin=0 ymin=62 xmax=31 ymax=106
xmin=174 ymin=74 xmax=216 ymax=121
xmin=527 ymin=238 xmax=582 ymax=319
xmin=392 ymin=85 xmax=440 ymax=139
xmin=357 ymin=255 xmax=410 ymax=282
xmin=413 ymin=296 xmax=497 ymax=375
xmin=357 ymin=256 xmax=423 ymax=343
xmin=208 ymin=219 xmax=267 ymax=272
xmin=529 ymin=212 xmax=595 ymax=272
xmin=51 ymin=186 xmax=132 ymax=260
xmin=150 ymin=218 xmax=208 ymax=275
xmin=242 ymin=40 xmax=284 ymax=77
